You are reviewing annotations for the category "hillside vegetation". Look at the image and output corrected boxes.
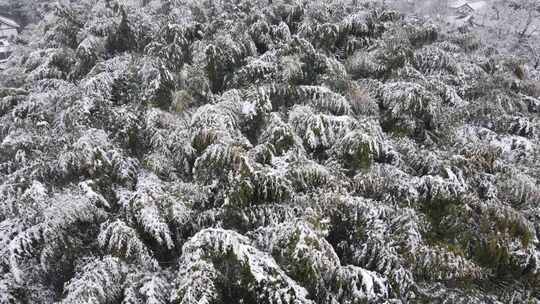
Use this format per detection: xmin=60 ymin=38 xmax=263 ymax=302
xmin=0 ymin=0 xmax=539 ymax=303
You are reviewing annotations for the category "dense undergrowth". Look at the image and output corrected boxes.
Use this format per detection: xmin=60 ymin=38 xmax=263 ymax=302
xmin=0 ymin=0 xmax=539 ymax=303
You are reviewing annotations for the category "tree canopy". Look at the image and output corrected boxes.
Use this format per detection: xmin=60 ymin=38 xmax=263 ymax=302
xmin=0 ymin=0 xmax=539 ymax=303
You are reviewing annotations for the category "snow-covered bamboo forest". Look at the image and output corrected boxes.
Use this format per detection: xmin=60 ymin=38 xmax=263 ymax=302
xmin=0 ymin=0 xmax=539 ymax=303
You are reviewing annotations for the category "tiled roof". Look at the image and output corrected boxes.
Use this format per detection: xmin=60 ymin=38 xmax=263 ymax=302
xmin=449 ymin=0 xmax=487 ymax=11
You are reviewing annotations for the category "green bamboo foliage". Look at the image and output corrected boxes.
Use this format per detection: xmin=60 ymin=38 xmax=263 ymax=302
xmin=0 ymin=0 xmax=539 ymax=303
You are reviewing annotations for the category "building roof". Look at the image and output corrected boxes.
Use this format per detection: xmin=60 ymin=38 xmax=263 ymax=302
xmin=0 ymin=16 xmax=20 ymax=28
xmin=449 ymin=0 xmax=487 ymax=11
xmin=449 ymin=0 xmax=469 ymax=9
xmin=468 ymin=1 xmax=487 ymax=11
